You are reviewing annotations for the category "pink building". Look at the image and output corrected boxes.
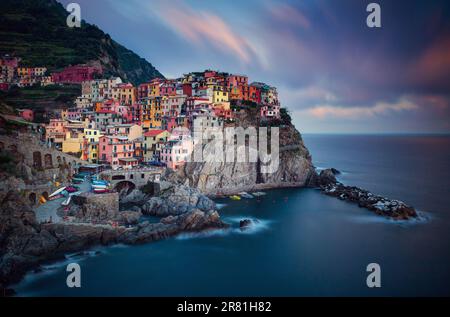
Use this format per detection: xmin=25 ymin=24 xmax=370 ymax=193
xmin=160 ymin=80 xmax=177 ymax=96
xmin=160 ymin=128 xmax=193 ymax=170
xmin=185 ymin=97 xmax=211 ymax=114
xmin=52 ymin=65 xmax=102 ymax=84
xmin=66 ymin=108 xmax=82 ymax=121
xmin=45 ymin=119 xmax=67 ymax=146
xmin=130 ymin=103 xmax=142 ymax=125
xmin=0 ymin=83 xmax=9 ymax=91
xmin=98 ymin=135 xmax=142 ymax=169
xmin=204 ymin=70 xmax=217 ymax=79
xmin=260 ymin=104 xmax=281 ymax=120
xmin=161 ymin=116 xmax=177 ymax=132
xmin=18 ymin=109 xmax=34 ymax=122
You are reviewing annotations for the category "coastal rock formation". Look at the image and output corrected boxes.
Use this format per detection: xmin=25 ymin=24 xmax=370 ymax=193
xmin=140 ymin=181 xmax=216 ymax=216
xmin=119 ymin=210 xmax=227 ymax=244
xmin=239 ymin=218 xmax=259 ymax=229
xmin=316 ymin=168 xmax=418 ymax=220
xmin=180 ymin=108 xmax=316 ymax=195
xmin=119 ymin=211 xmax=142 ymax=226
xmin=69 ymin=192 xmax=120 ymax=223
xmin=0 ymin=188 xmax=228 ymax=294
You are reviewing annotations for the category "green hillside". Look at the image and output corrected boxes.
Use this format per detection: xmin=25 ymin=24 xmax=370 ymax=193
xmin=0 ymin=0 xmax=164 ymax=84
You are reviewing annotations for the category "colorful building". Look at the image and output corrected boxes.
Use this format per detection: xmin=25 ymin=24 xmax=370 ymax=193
xmin=17 ymin=109 xmax=34 ymax=122
xmin=98 ymin=135 xmax=142 ymax=169
xmin=52 ymin=64 xmax=102 ymax=84
xmin=141 ymin=96 xmax=163 ymax=129
xmin=143 ymin=129 xmax=170 ymax=161
xmin=160 ymin=128 xmax=193 ymax=170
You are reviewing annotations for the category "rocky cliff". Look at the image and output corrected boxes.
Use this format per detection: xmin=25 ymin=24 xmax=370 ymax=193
xmin=0 ymin=188 xmax=227 ymax=295
xmin=179 ymin=107 xmax=316 ymax=195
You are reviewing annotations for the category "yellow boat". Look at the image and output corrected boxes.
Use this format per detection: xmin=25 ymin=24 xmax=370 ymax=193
xmin=230 ymin=195 xmax=241 ymax=201
xmin=39 ymin=195 xmax=47 ymax=204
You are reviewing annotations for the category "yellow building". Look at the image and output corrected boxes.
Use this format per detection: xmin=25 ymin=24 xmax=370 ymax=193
xmin=112 ymin=83 xmax=136 ymax=106
xmin=143 ymin=129 xmax=170 ymax=161
xmin=142 ymin=96 xmax=163 ymax=129
xmin=82 ymin=128 xmax=103 ymax=163
xmin=212 ymin=85 xmax=229 ymax=103
xmin=149 ymin=82 xmax=161 ymax=97
xmin=17 ymin=67 xmax=30 ymax=77
xmin=87 ymin=142 xmax=99 ymax=163
xmin=84 ymin=128 xmax=102 ymax=143
xmin=62 ymin=131 xmax=84 ymax=155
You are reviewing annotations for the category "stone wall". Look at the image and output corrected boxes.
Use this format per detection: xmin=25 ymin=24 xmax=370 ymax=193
xmin=0 ymin=133 xmax=88 ymax=207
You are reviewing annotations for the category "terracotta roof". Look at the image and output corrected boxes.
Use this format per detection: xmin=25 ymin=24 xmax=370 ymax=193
xmin=144 ymin=129 xmax=166 ymax=137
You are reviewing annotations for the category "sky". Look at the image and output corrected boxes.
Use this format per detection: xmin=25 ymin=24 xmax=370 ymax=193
xmin=58 ymin=0 xmax=450 ymax=134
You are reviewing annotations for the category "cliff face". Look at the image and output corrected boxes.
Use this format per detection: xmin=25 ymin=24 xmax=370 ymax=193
xmin=179 ymin=108 xmax=316 ymax=195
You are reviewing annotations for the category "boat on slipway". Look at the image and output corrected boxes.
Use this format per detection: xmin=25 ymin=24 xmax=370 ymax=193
xmin=49 ymin=187 xmax=66 ymax=198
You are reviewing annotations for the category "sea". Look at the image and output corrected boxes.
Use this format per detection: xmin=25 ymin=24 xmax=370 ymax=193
xmin=13 ymin=134 xmax=450 ymax=296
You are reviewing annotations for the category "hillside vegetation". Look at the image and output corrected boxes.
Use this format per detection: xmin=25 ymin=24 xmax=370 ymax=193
xmin=0 ymin=0 xmax=164 ymax=84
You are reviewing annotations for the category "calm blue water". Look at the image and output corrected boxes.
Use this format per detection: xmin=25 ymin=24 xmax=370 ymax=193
xmin=14 ymin=135 xmax=450 ymax=296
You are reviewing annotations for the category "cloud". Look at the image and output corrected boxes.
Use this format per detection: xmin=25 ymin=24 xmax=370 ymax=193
xmin=410 ymin=35 xmax=450 ymax=86
xmin=267 ymin=3 xmax=311 ymax=29
xmin=148 ymin=2 xmax=258 ymax=65
xmin=301 ymin=98 xmax=419 ymax=119
xmin=279 ymin=85 xmax=337 ymax=105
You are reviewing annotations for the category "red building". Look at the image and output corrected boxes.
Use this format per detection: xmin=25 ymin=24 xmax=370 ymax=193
xmin=160 ymin=80 xmax=176 ymax=96
xmin=0 ymin=82 xmax=9 ymax=91
xmin=204 ymin=70 xmax=217 ymax=79
xmin=182 ymin=83 xmax=193 ymax=97
xmin=18 ymin=109 xmax=34 ymax=121
xmin=138 ymin=83 xmax=149 ymax=99
xmin=249 ymin=84 xmax=262 ymax=104
xmin=51 ymin=65 xmax=102 ymax=84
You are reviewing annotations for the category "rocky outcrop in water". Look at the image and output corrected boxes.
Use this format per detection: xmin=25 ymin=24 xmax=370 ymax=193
xmin=140 ymin=181 xmax=216 ymax=216
xmin=315 ymin=168 xmax=418 ymax=220
xmin=119 ymin=210 xmax=227 ymax=244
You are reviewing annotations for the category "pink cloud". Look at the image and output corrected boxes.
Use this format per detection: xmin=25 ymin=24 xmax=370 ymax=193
xmin=153 ymin=3 xmax=256 ymax=65
xmin=302 ymin=98 xmax=419 ymax=119
xmin=411 ymin=36 xmax=450 ymax=84
xmin=268 ymin=3 xmax=311 ymax=29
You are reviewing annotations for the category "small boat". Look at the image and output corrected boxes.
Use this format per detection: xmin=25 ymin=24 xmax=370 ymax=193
xmin=93 ymin=189 xmax=109 ymax=194
xmin=48 ymin=194 xmax=63 ymax=201
xmin=92 ymin=180 xmax=109 ymax=185
xmin=230 ymin=195 xmax=241 ymax=201
xmin=69 ymin=191 xmax=82 ymax=196
xmin=61 ymin=196 xmax=71 ymax=206
xmin=92 ymin=184 xmax=108 ymax=189
xmin=72 ymin=178 xmax=84 ymax=184
xmin=239 ymin=192 xmax=254 ymax=199
xmin=49 ymin=187 xmax=66 ymax=198
xmin=65 ymin=186 xmax=79 ymax=193
xmin=252 ymin=192 xmax=266 ymax=197
xmin=73 ymin=174 xmax=86 ymax=180
xmin=39 ymin=195 xmax=47 ymax=204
